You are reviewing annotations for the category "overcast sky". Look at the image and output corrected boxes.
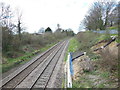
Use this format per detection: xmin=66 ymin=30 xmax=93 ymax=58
xmin=0 ymin=0 xmax=119 ymax=33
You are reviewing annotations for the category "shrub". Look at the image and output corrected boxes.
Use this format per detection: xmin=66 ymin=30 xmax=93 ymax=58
xmin=75 ymin=32 xmax=100 ymax=52
xmin=98 ymin=46 xmax=118 ymax=72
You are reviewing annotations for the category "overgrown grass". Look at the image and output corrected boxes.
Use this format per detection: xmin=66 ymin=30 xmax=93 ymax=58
xmin=96 ymin=34 xmax=110 ymax=41
xmin=1 ymin=43 xmax=56 ymax=73
xmin=78 ymin=31 xmax=118 ymax=72
xmin=63 ymin=38 xmax=80 ymax=88
xmin=64 ymin=38 xmax=79 ymax=61
xmin=68 ymin=38 xmax=79 ymax=52
xmin=100 ymin=72 xmax=110 ymax=78
xmin=88 ymin=52 xmax=101 ymax=61
xmin=76 ymin=32 xmax=100 ymax=52
xmin=0 ymin=65 xmax=2 ymax=74
xmin=98 ymin=46 xmax=118 ymax=72
xmin=72 ymin=31 xmax=118 ymax=88
xmin=73 ymin=78 xmax=93 ymax=88
xmin=73 ymin=69 xmax=114 ymax=88
xmin=107 ymin=26 xmax=118 ymax=30
xmin=96 ymin=32 xmax=118 ymax=43
xmin=116 ymin=37 xmax=120 ymax=43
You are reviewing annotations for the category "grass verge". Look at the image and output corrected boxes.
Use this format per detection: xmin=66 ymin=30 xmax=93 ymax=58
xmin=72 ymin=31 xmax=118 ymax=88
xmin=1 ymin=43 xmax=56 ymax=73
xmin=62 ymin=38 xmax=79 ymax=88
xmin=107 ymin=26 xmax=118 ymax=30
xmin=64 ymin=38 xmax=79 ymax=61
xmin=72 ymin=70 xmax=115 ymax=88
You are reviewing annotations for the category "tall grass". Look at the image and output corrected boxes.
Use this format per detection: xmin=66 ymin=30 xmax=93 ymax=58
xmin=64 ymin=38 xmax=79 ymax=61
xmin=75 ymin=32 xmax=100 ymax=52
xmin=1 ymin=43 xmax=55 ymax=73
xmin=98 ymin=46 xmax=118 ymax=72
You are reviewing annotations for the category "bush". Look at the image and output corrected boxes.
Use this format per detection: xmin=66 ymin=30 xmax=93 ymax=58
xmin=98 ymin=46 xmax=118 ymax=72
xmin=3 ymin=30 xmax=70 ymax=59
xmin=75 ymin=32 xmax=100 ymax=52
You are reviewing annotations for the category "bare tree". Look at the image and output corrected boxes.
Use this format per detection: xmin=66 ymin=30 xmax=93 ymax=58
xmin=118 ymin=1 xmax=120 ymax=30
xmin=56 ymin=24 xmax=62 ymax=32
xmin=83 ymin=1 xmax=104 ymax=30
xmin=57 ymin=24 xmax=60 ymax=29
xmin=83 ymin=0 xmax=117 ymax=30
xmin=0 ymin=2 xmax=13 ymax=28
xmin=38 ymin=27 xmax=45 ymax=34
xmin=101 ymin=0 xmax=116 ymax=28
xmin=108 ymin=4 xmax=118 ymax=26
xmin=16 ymin=8 xmax=23 ymax=40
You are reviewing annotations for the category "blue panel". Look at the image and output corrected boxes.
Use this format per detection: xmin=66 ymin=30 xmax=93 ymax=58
xmin=70 ymin=53 xmax=74 ymax=76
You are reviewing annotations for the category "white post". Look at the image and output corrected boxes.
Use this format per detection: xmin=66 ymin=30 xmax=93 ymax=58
xmin=67 ymin=53 xmax=72 ymax=88
xmin=64 ymin=63 xmax=67 ymax=88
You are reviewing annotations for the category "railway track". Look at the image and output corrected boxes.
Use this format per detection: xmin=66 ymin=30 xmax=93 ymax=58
xmin=1 ymin=40 xmax=69 ymax=89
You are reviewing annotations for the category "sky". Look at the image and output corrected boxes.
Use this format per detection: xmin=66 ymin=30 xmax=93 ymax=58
xmin=0 ymin=0 xmax=119 ymax=33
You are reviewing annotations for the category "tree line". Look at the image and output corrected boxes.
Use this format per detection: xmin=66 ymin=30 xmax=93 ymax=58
xmin=82 ymin=0 xmax=119 ymax=30
xmin=0 ymin=2 xmax=74 ymax=58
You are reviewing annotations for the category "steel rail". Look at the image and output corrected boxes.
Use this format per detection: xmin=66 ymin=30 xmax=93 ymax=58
xmin=14 ymin=41 xmax=66 ymax=89
xmin=46 ymin=40 xmax=69 ymax=88
xmin=1 ymin=41 xmax=64 ymax=89
xmin=31 ymin=41 xmax=67 ymax=89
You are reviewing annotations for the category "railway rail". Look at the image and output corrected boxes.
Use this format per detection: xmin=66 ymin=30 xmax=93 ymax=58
xmin=1 ymin=40 xmax=69 ymax=89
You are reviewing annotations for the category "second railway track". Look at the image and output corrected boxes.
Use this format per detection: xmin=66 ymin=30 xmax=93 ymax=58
xmin=1 ymin=40 xmax=69 ymax=89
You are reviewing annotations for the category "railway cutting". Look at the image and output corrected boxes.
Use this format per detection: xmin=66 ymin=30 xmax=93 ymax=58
xmin=1 ymin=40 xmax=69 ymax=89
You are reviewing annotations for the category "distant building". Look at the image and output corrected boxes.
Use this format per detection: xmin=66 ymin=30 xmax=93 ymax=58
xmin=45 ymin=27 xmax=52 ymax=33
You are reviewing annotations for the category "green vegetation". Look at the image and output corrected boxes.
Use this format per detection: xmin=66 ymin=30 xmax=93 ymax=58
xmin=72 ymin=31 xmax=118 ymax=88
xmin=1 ymin=43 xmax=55 ymax=73
xmin=68 ymin=38 xmax=79 ymax=52
xmin=73 ymin=77 xmax=93 ymax=88
xmin=83 ymin=0 xmax=118 ymax=31
xmin=0 ymin=65 xmax=2 ymax=73
xmin=107 ymin=26 xmax=118 ymax=30
xmin=1 ymin=2 xmax=75 ymax=74
xmin=100 ymin=72 xmax=110 ymax=79
xmin=96 ymin=34 xmax=110 ymax=41
xmin=2 ymin=25 xmax=74 ymax=73
xmin=89 ymin=53 xmax=101 ymax=61
xmin=40 ymin=42 xmax=56 ymax=52
xmin=73 ymin=70 xmax=115 ymax=88
xmin=95 ymin=32 xmax=118 ymax=44
xmin=64 ymin=38 xmax=79 ymax=61
xmin=97 ymin=83 xmax=105 ymax=88
xmin=62 ymin=38 xmax=80 ymax=88
xmin=75 ymin=31 xmax=100 ymax=52
xmin=116 ymin=37 xmax=120 ymax=43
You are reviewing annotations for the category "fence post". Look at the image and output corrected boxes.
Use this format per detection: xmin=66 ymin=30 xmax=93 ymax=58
xmin=67 ymin=53 xmax=72 ymax=88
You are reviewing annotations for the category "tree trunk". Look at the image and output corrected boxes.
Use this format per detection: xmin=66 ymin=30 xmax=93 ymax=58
xmin=18 ymin=20 xmax=21 ymax=41
xmin=110 ymin=21 xmax=113 ymax=26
